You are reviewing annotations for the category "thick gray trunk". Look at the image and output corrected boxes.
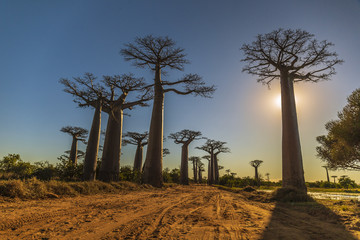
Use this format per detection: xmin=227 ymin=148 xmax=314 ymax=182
xmin=99 ymin=109 xmax=123 ymax=182
xmin=143 ymin=66 xmax=164 ymax=187
xmin=192 ymin=161 xmax=197 ymax=183
xmin=198 ymin=169 xmax=202 ymax=182
xmin=194 ymin=160 xmax=198 ymax=183
xmin=207 ymin=160 xmax=210 ymax=184
xmin=133 ymin=144 xmax=143 ymax=172
xmin=83 ymin=101 xmax=102 ymax=181
xmin=255 ymin=167 xmax=259 ymax=182
xmin=326 ymin=168 xmax=330 ymax=182
xmin=180 ymin=144 xmax=189 ymax=185
xmin=209 ymin=149 xmax=214 ymax=185
xmin=70 ymin=136 xmax=78 ymax=165
xmin=214 ymin=154 xmax=219 ymax=184
xmin=280 ymin=71 xmax=307 ymax=192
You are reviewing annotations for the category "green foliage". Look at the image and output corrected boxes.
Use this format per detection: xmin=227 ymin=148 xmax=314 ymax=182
xmin=56 ymin=155 xmax=83 ymax=181
xmin=162 ymin=167 xmax=180 ymax=183
xmin=33 ymin=161 xmax=57 ymax=181
xmin=118 ymin=166 xmax=134 ymax=181
xmin=317 ymin=88 xmax=360 ymax=170
xmin=338 ymin=176 xmax=357 ymax=189
xmin=219 ymin=175 xmax=260 ymax=188
xmin=0 ymin=154 xmax=34 ymax=179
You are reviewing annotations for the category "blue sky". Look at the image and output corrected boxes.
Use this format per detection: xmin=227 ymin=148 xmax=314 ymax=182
xmin=1 ymin=0 xmax=360 ymax=182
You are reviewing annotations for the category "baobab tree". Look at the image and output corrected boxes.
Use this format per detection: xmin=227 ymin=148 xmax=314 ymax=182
xmin=169 ymin=130 xmax=202 ymax=185
xmin=123 ymin=131 xmax=148 ymax=172
xmin=197 ymin=139 xmax=227 ymax=185
xmin=331 ymin=175 xmax=338 ymax=184
xmin=225 ymin=169 xmax=231 ymax=175
xmin=121 ymin=35 xmax=215 ymax=187
xmin=60 ymin=73 xmax=110 ymax=181
xmin=197 ymin=160 xmax=205 ymax=182
xmin=213 ymin=143 xmax=230 ymax=184
xmin=322 ymin=165 xmax=330 ymax=182
xmin=60 ymin=126 xmax=88 ymax=165
xmin=265 ymin=173 xmax=270 ymax=182
xmin=250 ymin=160 xmax=263 ymax=184
xmin=241 ymin=29 xmax=343 ymax=193
xmin=202 ymin=155 xmax=211 ymax=183
xmin=189 ymin=156 xmax=201 ymax=183
xmin=99 ymin=75 xmax=151 ymax=182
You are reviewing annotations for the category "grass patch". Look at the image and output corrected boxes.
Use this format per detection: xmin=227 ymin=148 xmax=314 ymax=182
xmin=0 ymin=178 xmax=153 ymax=200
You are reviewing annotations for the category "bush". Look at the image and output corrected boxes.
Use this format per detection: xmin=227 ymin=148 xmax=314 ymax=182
xmin=0 ymin=154 xmax=34 ymax=179
xmin=0 ymin=179 xmax=26 ymax=198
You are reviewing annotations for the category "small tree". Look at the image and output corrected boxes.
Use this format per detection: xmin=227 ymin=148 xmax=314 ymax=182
xmin=241 ymin=29 xmax=343 ymax=193
xmin=123 ymin=131 xmax=148 ymax=172
xmin=213 ymin=143 xmax=230 ymax=184
xmin=197 ymin=160 xmax=205 ymax=183
xmin=197 ymin=139 xmax=229 ymax=184
xmin=265 ymin=173 xmax=270 ymax=182
xmin=249 ymin=160 xmax=263 ymax=184
xmin=169 ymin=130 xmax=202 ymax=185
xmin=322 ymin=165 xmax=330 ymax=182
xmin=202 ymin=155 xmax=211 ymax=183
xmin=121 ymin=35 xmax=215 ymax=187
xmin=331 ymin=175 xmax=338 ymax=184
xmin=189 ymin=156 xmax=201 ymax=183
xmin=317 ymin=89 xmax=360 ymax=171
xmin=60 ymin=126 xmax=88 ymax=165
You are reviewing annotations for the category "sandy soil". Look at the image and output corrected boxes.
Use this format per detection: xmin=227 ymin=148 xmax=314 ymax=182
xmin=0 ymin=185 xmax=358 ymax=239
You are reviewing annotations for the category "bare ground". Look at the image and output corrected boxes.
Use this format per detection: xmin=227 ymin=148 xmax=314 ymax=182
xmin=0 ymin=185 xmax=358 ymax=239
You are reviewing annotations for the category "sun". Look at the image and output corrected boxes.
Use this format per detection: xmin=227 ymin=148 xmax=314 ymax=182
xmin=275 ymin=94 xmax=281 ymax=109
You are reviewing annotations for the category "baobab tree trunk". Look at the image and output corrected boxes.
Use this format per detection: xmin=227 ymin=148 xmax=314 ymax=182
xmin=254 ymin=167 xmax=259 ymax=184
xmin=325 ymin=167 xmax=330 ymax=182
xmin=180 ymin=144 xmax=189 ymax=185
xmin=209 ymin=150 xmax=215 ymax=185
xmin=143 ymin=66 xmax=164 ymax=187
xmin=280 ymin=71 xmax=307 ymax=192
xmin=207 ymin=160 xmax=210 ymax=184
xmin=99 ymin=109 xmax=123 ymax=182
xmin=83 ymin=101 xmax=102 ymax=181
xmin=70 ymin=136 xmax=78 ymax=165
xmin=198 ymin=169 xmax=202 ymax=182
xmin=192 ymin=160 xmax=197 ymax=183
xmin=214 ymin=154 xmax=219 ymax=184
xmin=133 ymin=144 xmax=144 ymax=172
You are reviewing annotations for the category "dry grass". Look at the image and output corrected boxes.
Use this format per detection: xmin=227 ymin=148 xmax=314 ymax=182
xmin=0 ymin=178 xmax=151 ymax=200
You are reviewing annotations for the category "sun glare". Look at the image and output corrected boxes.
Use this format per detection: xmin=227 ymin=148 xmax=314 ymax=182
xmin=275 ymin=95 xmax=281 ymax=109
xmin=274 ymin=94 xmax=300 ymax=109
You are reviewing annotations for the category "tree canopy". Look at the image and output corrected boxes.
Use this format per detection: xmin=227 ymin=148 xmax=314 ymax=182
xmin=241 ymin=28 xmax=343 ymax=85
xmin=317 ymin=88 xmax=360 ymax=170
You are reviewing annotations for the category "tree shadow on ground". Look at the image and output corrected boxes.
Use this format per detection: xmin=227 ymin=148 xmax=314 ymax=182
xmin=260 ymin=199 xmax=358 ymax=240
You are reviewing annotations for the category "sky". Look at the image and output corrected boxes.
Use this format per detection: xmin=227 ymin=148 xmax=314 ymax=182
xmin=1 ymin=0 xmax=360 ymax=182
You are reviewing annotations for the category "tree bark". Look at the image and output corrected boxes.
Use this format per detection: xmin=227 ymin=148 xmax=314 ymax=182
xmin=99 ymin=108 xmax=123 ymax=182
xmin=255 ymin=167 xmax=259 ymax=184
xmin=207 ymin=160 xmax=210 ymax=184
xmin=83 ymin=101 xmax=102 ymax=181
xmin=192 ymin=160 xmax=197 ymax=183
xmin=280 ymin=71 xmax=307 ymax=192
xmin=70 ymin=136 xmax=78 ymax=165
xmin=325 ymin=168 xmax=330 ymax=182
xmin=209 ymin=149 xmax=214 ymax=185
xmin=143 ymin=66 xmax=164 ymax=187
xmin=133 ymin=144 xmax=143 ymax=172
xmin=180 ymin=144 xmax=189 ymax=185
xmin=214 ymin=153 xmax=219 ymax=184
xmin=198 ymin=168 xmax=202 ymax=182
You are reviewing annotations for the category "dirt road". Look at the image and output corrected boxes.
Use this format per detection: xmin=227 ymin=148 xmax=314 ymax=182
xmin=0 ymin=185 xmax=358 ymax=239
